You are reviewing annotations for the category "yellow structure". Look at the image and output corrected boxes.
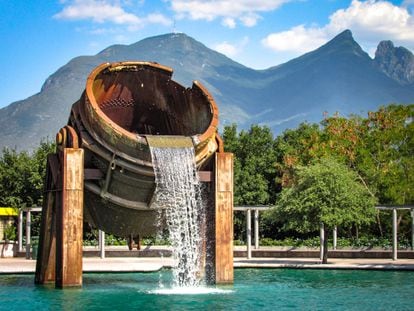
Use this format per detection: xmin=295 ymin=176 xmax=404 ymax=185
xmin=0 ymin=207 xmax=18 ymax=241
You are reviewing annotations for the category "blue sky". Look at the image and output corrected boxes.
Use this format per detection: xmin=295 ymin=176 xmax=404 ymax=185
xmin=1 ymin=0 xmax=413 ymax=108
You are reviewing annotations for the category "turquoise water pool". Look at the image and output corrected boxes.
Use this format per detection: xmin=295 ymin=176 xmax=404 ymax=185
xmin=1 ymin=269 xmax=413 ymax=310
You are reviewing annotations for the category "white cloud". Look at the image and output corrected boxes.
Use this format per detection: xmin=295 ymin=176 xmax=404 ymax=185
xmin=222 ymin=17 xmax=236 ymax=29
xmin=262 ymin=25 xmax=327 ymax=54
xmin=54 ymin=0 xmax=140 ymax=24
xmin=214 ymin=42 xmax=238 ymax=57
xmin=240 ymin=13 xmax=261 ymax=27
xmin=214 ymin=37 xmax=249 ymax=57
xmin=55 ymin=0 xmax=172 ymax=28
xmin=328 ymin=0 xmax=414 ymax=41
xmin=262 ymin=1 xmax=414 ymax=56
xmin=169 ymin=0 xmax=290 ymax=28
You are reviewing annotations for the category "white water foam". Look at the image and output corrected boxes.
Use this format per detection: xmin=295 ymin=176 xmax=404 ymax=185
xmin=149 ymin=287 xmax=234 ymax=295
xmin=149 ymin=145 xmax=205 ymax=288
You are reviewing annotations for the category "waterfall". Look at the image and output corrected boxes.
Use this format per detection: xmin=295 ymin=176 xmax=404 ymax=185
xmin=148 ymin=137 xmax=205 ymax=287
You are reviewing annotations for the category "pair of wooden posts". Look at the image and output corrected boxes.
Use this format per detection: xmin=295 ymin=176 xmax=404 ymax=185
xmin=34 ymin=139 xmax=234 ymax=288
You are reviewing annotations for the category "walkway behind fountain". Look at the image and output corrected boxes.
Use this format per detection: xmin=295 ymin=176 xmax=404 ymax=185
xmin=0 ymin=256 xmax=175 ymax=274
xmin=2 ymin=247 xmax=414 ymax=274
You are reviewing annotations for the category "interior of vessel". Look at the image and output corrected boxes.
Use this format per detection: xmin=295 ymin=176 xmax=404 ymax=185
xmin=92 ymin=66 xmax=212 ymax=136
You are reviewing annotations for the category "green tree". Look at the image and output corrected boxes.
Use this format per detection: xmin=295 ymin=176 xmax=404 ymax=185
xmin=273 ymin=122 xmax=322 ymax=188
xmin=0 ymin=140 xmax=55 ymax=207
xmin=361 ymin=104 xmax=414 ymax=205
xmin=0 ymin=148 xmax=35 ymax=207
xmin=321 ymin=105 xmax=414 ymax=236
xmin=223 ymin=124 xmax=277 ymax=205
xmin=320 ymin=105 xmax=414 ymax=205
xmin=273 ymin=158 xmax=376 ymax=263
xmin=222 ymin=124 xmax=277 ymax=241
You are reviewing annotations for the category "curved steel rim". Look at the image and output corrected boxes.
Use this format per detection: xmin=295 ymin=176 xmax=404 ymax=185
xmin=85 ymin=61 xmax=219 ymax=146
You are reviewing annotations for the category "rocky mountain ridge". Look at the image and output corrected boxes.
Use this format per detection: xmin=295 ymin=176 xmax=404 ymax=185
xmin=0 ymin=30 xmax=413 ymax=151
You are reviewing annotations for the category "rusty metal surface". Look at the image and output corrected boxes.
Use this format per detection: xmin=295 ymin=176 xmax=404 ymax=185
xmin=56 ymin=125 xmax=79 ymax=151
xmin=64 ymin=61 xmax=221 ymax=236
xmin=82 ymin=61 xmax=218 ymax=159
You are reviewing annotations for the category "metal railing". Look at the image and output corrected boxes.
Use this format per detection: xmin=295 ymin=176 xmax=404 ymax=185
xmin=234 ymin=206 xmax=272 ymax=259
xmin=375 ymin=205 xmax=414 ymax=260
xmin=17 ymin=205 xmax=414 ymax=261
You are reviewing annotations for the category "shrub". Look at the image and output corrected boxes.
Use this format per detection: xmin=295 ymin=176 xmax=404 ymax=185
xmin=3 ymin=224 xmax=16 ymax=241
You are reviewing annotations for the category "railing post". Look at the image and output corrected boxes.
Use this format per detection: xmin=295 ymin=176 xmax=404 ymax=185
xmin=99 ymin=230 xmax=105 ymax=259
xmin=18 ymin=209 xmax=23 ymax=252
xmin=254 ymin=209 xmax=259 ymax=249
xmin=319 ymin=223 xmax=324 ymax=261
xmin=246 ymin=209 xmax=252 ymax=259
xmin=25 ymin=210 xmax=31 ymax=259
xmin=411 ymin=209 xmax=414 ymax=251
xmin=392 ymin=208 xmax=397 ymax=261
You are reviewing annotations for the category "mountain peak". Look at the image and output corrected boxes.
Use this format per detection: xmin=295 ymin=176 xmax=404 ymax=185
xmin=289 ymin=29 xmax=367 ymax=64
xmin=138 ymin=32 xmax=190 ymax=43
xmin=335 ymin=29 xmax=353 ymax=40
xmin=125 ymin=32 xmax=246 ymax=70
xmin=98 ymin=32 xmax=198 ymax=58
xmin=322 ymin=29 xmax=364 ymax=54
xmin=374 ymin=40 xmax=414 ymax=84
xmin=131 ymin=32 xmax=201 ymax=50
xmin=377 ymin=40 xmax=394 ymax=51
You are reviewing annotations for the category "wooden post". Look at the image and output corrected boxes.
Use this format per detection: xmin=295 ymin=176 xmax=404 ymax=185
xmin=35 ymin=191 xmax=57 ymax=284
xmin=214 ymin=152 xmax=234 ymax=284
xmin=55 ymin=148 xmax=84 ymax=288
xmin=36 ymin=154 xmax=59 ymax=285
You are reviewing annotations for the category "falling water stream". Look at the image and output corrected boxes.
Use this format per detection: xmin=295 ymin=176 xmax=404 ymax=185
xmin=148 ymin=138 xmax=205 ymax=288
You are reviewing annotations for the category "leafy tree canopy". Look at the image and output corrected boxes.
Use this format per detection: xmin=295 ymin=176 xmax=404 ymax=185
xmin=273 ymin=157 xmax=376 ymax=233
xmin=0 ymin=141 xmax=55 ymax=207
xmin=223 ymin=124 xmax=277 ymax=205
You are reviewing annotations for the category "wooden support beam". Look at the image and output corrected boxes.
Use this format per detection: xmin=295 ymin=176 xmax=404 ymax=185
xmin=35 ymin=191 xmax=57 ymax=284
xmin=198 ymin=171 xmax=212 ymax=182
xmin=35 ymin=154 xmax=58 ymax=284
xmin=56 ymin=148 xmax=84 ymax=288
xmin=214 ymin=152 xmax=234 ymax=284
